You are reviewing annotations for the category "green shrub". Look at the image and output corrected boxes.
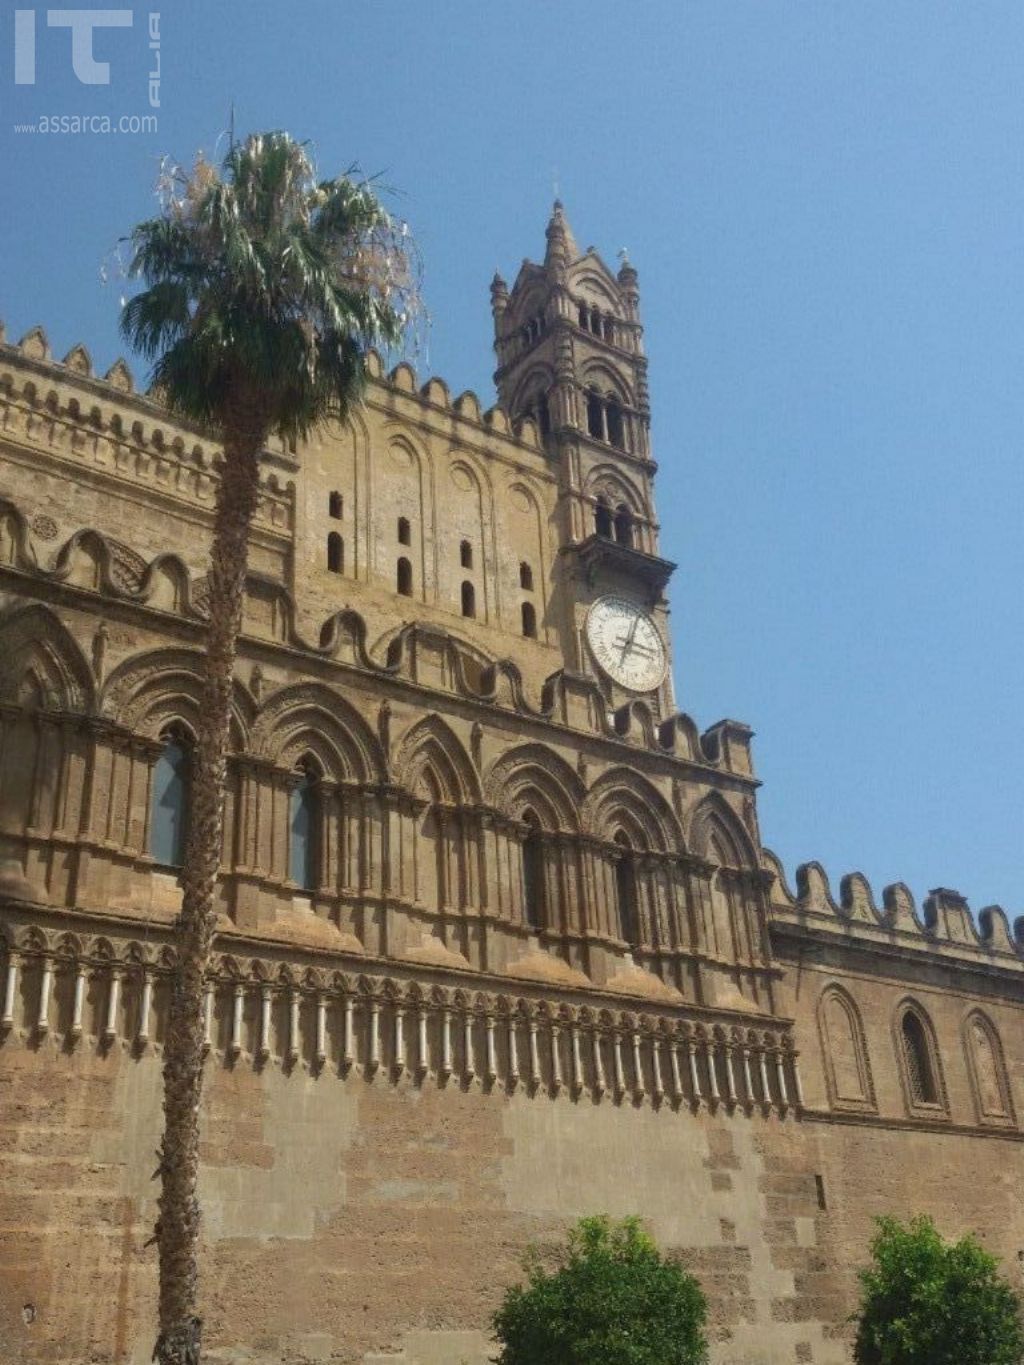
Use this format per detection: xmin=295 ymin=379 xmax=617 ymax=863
xmin=492 ymin=1215 xmax=708 ymax=1365
xmin=854 ymin=1215 xmax=1024 ymax=1365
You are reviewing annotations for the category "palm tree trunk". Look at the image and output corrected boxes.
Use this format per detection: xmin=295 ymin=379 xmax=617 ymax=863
xmin=153 ymin=410 xmax=266 ymax=1365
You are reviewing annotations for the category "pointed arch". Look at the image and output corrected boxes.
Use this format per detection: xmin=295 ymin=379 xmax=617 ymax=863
xmin=579 ymin=360 xmax=633 ymax=405
xmin=687 ymin=792 xmax=759 ymax=870
xmin=583 ymin=768 xmax=683 ymax=854
xmin=962 ymin=1009 xmax=1014 ymax=1125
xmin=250 ymin=682 xmax=385 ymax=783
xmin=0 ymin=602 xmax=94 ymax=713
xmin=585 ymin=466 xmax=644 ymax=517
xmin=101 ymin=647 xmax=252 ymax=748
xmin=483 ymin=743 xmax=585 ymax=832
xmin=893 ymin=998 xmax=947 ymax=1116
xmin=509 ymin=363 xmax=555 ymax=416
xmin=817 ymin=983 xmax=876 ymax=1113
xmin=393 ymin=714 xmax=480 ymax=806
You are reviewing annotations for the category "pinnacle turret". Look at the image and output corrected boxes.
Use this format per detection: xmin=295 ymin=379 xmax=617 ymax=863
xmin=544 ymin=200 xmax=579 ymax=277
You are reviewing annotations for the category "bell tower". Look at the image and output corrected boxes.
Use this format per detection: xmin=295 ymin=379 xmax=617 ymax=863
xmin=492 ymin=203 xmax=677 ymax=713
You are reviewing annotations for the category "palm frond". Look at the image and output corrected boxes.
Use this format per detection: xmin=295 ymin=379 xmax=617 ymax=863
xmin=120 ymin=130 xmax=418 ymax=438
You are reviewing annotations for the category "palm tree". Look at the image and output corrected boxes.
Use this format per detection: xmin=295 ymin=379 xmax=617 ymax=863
xmin=120 ymin=132 xmax=412 ymax=1365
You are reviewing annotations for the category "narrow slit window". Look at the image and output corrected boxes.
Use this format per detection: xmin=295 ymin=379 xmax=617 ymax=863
xmin=519 ymin=561 xmax=533 ymax=591
xmin=397 ymin=516 xmax=411 ymax=546
xmin=606 ymin=400 xmax=625 ymax=449
xmin=328 ymin=491 xmax=343 ymax=519
xmin=461 ymin=580 xmax=476 ymax=618
xmin=614 ymin=832 xmax=638 ymax=945
xmin=522 ymin=811 xmax=545 ymax=929
xmin=327 ymin=532 xmax=344 ymax=574
xmin=460 ymin=539 xmax=473 ymax=569
xmin=521 ymin=601 xmax=537 ymax=639
xmin=586 ymin=390 xmax=604 ymax=441
xmin=397 ymin=556 xmax=413 ymax=597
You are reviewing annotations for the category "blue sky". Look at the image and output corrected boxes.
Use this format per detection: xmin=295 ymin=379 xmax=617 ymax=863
xmin=3 ymin=2 xmax=1022 ymax=917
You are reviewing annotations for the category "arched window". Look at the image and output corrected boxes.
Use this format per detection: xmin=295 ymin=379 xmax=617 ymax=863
xmin=397 ymin=516 xmax=411 ymax=546
xmin=521 ymin=601 xmax=537 ymax=639
xmin=586 ymin=390 xmax=604 ymax=441
xmin=964 ymin=1012 xmax=1012 ymax=1123
xmin=590 ymin=307 xmax=601 ymax=334
xmin=150 ymin=730 xmax=190 ymax=868
xmin=901 ymin=1010 xmax=938 ymax=1106
xmin=327 ymin=531 xmax=344 ymax=574
xmin=818 ymin=985 xmax=876 ymax=1112
xmin=595 ymin=496 xmax=613 ymax=539
xmin=522 ymin=810 xmax=545 ymax=930
xmin=606 ymin=400 xmax=625 ymax=449
xmin=328 ymin=491 xmax=343 ymax=519
xmin=461 ymin=580 xmax=476 ymax=618
xmin=519 ymin=561 xmax=534 ymax=591
xmin=578 ymin=303 xmax=588 ymax=331
xmin=614 ymin=832 xmax=638 ymax=945
xmin=289 ymin=764 xmax=319 ymax=891
xmin=602 ymin=316 xmax=615 ymax=344
xmin=397 ymin=556 xmax=413 ymax=596
xmin=460 ymin=539 xmax=473 ymax=569
xmin=614 ymin=504 xmax=634 ymax=547
xmin=537 ymin=397 xmax=551 ymax=438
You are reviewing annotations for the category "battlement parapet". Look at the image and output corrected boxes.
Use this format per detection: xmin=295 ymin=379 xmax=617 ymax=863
xmin=763 ymin=849 xmax=1023 ymax=970
xmin=0 ymin=327 xmax=293 ymax=531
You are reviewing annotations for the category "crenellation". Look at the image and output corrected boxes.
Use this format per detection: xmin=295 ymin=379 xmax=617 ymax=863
xmin=765 ymin=849 xmax=1024 ymax=970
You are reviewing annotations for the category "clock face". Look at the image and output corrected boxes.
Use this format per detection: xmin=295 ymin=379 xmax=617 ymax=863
xmin=585 ymin=596 xmax=667 ymax=693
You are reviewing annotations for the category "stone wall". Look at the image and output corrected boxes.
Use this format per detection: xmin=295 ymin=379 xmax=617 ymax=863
xmin=2 ymin=1024 xmax=1023 ymax=1365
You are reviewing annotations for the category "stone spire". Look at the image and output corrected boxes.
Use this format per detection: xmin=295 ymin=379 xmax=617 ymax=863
xmin=544 ymin=200 xmax=579 ymax=281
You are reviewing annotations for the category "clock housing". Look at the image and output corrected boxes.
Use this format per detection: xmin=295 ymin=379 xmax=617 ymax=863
xmin=585 ymin=596 xmax=667 ymax=694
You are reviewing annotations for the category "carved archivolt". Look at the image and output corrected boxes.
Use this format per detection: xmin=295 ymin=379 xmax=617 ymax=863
xmin=0 ymin=602 xmax=94 ymax=712
xmin=392 ymin=714 xmax=480 ymax=806
xmin=687 ymin=792 xmax=758 ymax=870
xmin=249 ymin=681 xmax=385 ymax=782
xmin=100 ymin=647 xmax=254 ymax=747
xmin=584 ymin=463 xmax=644 ymax=513
xmin=582 ymin=766 xmax=682 ymax=853
xmin=483 ymin=742 xmax=585 ymax=830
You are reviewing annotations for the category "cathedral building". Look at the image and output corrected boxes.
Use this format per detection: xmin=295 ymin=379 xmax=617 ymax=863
xmin=0 ymin=205 xmax=1021 ymax=1365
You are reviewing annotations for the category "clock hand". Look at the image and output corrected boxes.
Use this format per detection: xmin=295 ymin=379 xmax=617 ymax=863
xmin=619 ymin=615 xmax=640 ymax=661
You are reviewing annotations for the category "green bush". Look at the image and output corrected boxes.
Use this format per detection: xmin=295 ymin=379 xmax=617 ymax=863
xmin=854 ymin=1215 xmax=1024 ymax=1365
xmin=492 ymin=1215 xmax=708 ymax=1365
